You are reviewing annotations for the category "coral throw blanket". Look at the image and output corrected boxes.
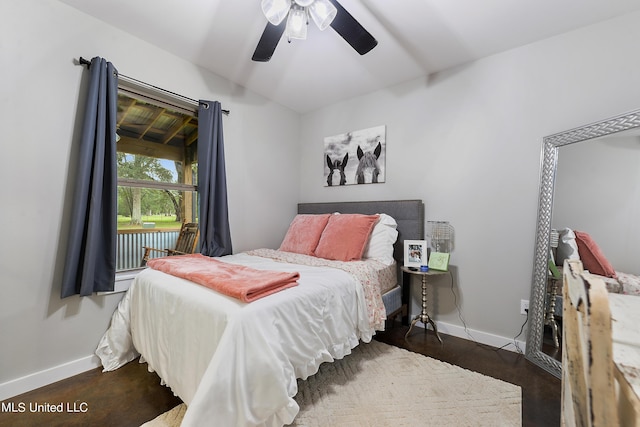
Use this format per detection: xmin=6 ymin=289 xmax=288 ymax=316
xmin=146 ymin=254 xmax=299 ymax=302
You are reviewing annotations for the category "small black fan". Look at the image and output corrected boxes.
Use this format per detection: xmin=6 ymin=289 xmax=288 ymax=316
xmin=252 ymin=0 xmax=377 ymax=62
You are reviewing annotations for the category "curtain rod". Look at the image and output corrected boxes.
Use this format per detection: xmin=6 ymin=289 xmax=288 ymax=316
xmin=78 ymin=57 xmax=230 ymax=115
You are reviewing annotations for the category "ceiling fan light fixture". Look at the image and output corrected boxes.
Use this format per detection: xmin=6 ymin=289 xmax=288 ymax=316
xmin=285 ymin=5 xmax=307 ymax=40
xmin=309 ymin=0 xmax=337 ymax=31
xmin=253 ymin=0 xmax=377 ymax=62
xmin=261 ymin=0 xmax=292 ymax=25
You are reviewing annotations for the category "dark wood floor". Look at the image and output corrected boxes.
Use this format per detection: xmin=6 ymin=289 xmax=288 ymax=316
xmin=0 ymin=324 xmax=560 ymax=427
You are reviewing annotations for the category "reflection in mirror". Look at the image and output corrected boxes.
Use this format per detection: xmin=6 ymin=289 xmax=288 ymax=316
xmin=554 ymin=135 xmax=640 ymax=276
xmin=525 ymin=109 xmax=640 ymax=378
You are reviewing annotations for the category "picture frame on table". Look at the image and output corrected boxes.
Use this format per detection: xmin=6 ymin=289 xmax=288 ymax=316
xmin=404 ymin=240 xmax=428 ymax=267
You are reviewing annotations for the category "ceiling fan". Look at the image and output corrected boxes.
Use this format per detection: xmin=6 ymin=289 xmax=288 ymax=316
xmin=252 ymin=0 xmax=377 ymax=62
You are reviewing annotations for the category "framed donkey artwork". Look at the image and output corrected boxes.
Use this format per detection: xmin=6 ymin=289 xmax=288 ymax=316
xmin=323 ymin=125 xmax=386 ymax=187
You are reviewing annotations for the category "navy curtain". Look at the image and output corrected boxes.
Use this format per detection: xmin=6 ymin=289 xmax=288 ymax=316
xmin=198 ymin=100 xmax=232 ymax=257
xmin=61 ymin=57 xmax=118 ymax=298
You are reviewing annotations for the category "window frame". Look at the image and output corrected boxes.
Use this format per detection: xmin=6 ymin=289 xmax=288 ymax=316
xmin=108 ymin=77 xmax=200 ymax=293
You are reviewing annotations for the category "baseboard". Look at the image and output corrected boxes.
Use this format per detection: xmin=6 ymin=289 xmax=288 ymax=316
xmin=0 ymin=355 xmax=102 ymax=402
xmin=428 ymin=320 xmax=527 ymax=354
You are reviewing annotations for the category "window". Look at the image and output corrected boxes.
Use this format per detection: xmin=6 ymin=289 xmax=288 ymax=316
xmin=115 ymin=83 xmax=199 ymax=272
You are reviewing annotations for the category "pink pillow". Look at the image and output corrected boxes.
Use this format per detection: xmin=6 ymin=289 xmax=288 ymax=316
xmin=574 ymin=230 xmax=617 ymax=279
xmin=279 ymin=214 xmax=331 ymax=256
xmin=315 ymin=214 xmax=379 ymax=261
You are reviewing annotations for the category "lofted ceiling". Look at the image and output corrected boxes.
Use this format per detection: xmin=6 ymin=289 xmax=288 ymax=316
xmin=59 ymin=0 xmax=640 ymax=113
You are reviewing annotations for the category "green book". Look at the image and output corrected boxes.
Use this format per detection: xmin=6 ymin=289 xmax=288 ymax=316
xmin=428 ymin=252 xmax=450 ymax=271
xmin=548 ymin=259 xmax=561 ymax=279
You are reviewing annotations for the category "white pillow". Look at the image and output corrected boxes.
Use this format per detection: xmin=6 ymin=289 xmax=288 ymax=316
xmin=364 ymin=213 xmax=398 ymax=265
xmin=556 ymin=228 xmax=580 ymax=265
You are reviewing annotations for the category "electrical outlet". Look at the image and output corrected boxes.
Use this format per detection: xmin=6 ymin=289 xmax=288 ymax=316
xmin=520 ymin=299 xmax=529 ymax=315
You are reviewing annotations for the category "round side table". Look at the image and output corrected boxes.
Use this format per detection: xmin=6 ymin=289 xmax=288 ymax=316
xmin=402 ymin=266 xmax=447 ymax=343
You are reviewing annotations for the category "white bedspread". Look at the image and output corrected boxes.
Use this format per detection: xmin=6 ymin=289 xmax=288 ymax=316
xmin=96 ymin=252 xmax=378 ymax=427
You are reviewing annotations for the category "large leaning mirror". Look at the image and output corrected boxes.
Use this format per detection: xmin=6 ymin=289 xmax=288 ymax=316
xmin=526 ymin=109 xmax=640 ymax=378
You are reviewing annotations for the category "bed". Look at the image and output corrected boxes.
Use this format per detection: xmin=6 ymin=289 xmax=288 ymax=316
xmin=549 ymin=228 xmax=640 ymax=318
xmin=96 ymin=199 xmax=424 ymax=427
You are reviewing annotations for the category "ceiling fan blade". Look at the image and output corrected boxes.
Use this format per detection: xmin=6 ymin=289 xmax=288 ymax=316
xmin=328 ymin=0 xmax=377 ymax=55
xmin=252 ymin=21 xmax=287 ymax=62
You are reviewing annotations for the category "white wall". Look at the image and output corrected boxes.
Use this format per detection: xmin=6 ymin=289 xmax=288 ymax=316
xmin=0 ymin=0 xmax=300 ymax=398
xmin=298 ymin=11 xmax=640 ymax=343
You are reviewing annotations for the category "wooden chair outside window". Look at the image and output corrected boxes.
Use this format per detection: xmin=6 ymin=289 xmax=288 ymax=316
xmin=141 ymin=222 xmax=199 ymax=266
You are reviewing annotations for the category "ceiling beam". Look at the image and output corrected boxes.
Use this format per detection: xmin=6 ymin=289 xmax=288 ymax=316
xmin=117 ymin=136 xmax=183 ymax=162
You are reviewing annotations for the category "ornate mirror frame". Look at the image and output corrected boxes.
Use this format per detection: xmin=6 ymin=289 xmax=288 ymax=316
xmin=525 ymin=109 xmax=640 ymax=378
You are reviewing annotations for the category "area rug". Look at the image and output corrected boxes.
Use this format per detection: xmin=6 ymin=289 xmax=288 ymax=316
xmin=142 ymin=340 xmax=521 ymax=427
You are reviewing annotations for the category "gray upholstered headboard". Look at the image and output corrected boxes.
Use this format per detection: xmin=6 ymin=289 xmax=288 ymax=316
xmin=297 ymin=199 xmax=425 ymax=264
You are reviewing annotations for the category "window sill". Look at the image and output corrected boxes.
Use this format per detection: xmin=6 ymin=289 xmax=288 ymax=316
xmin=97 ymin=268 xmax=144 ymax=295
